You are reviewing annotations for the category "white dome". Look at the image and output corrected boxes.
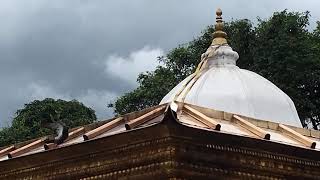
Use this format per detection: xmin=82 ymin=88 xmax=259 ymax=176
xmin=160 ymin=45 xmax=302 ymax=127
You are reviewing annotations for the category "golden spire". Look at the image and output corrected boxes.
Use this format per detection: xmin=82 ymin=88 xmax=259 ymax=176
xmin=211 ymin=8 xmax=228 ymax=46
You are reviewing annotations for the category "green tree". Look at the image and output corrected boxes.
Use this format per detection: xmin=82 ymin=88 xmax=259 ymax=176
xmin=110 ymin=66 xmax=178 ymax=114
xmin=251 ymin=11 xmax=320 ymax=129
xmin=0 ymin=98 xmax=97 ymax=146
xmin=111 ymin=19 xmax=254 ymax=115
xmin=110 ymin=19 xmax=256 ymax=115
xmin=111 ymin=10 xmax=320 ymax=129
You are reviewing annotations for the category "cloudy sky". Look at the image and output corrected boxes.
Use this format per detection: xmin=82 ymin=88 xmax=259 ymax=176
xmin=0 ymin=0 xmax=319 ymax=126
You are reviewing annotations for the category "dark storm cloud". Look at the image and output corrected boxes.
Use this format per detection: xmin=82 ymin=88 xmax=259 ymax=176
xmin=0 ymin=0 xmax=319 ymax=125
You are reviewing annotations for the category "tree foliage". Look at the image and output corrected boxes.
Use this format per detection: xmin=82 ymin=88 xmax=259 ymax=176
xmin=111 ymin=10 xmax=320 ymax=129
xmin=251 ymin=11 xmax=320 ymax=128
xmin=0 ymin=98 xmax=97 ymax=146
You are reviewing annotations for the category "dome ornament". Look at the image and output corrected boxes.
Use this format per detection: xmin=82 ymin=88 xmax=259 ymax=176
xmin=211 ymin=8 xmax=228 ymax=46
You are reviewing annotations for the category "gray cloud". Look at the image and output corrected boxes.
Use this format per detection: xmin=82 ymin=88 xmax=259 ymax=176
xmin=0 ymin=0 xmax=319 ymax=126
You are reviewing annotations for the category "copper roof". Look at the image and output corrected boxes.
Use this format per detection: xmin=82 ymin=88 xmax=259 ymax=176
xmin=0 ymin=103 xmax=319 ymax=162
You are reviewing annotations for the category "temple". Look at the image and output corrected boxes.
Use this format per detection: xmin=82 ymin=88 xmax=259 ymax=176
xmin=0 ymin=9 xmax=319 ymax=179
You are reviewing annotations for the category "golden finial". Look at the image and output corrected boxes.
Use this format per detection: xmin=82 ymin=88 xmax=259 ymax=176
xmin=211 ymin=8 xmax=228 ymax=46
